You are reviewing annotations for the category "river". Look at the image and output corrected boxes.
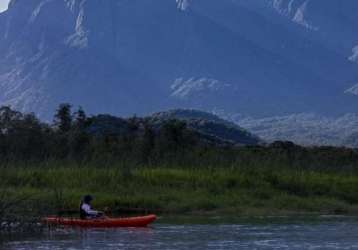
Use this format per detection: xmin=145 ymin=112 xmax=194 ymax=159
xmin=1 ymin=216 xmax=358 ymax=249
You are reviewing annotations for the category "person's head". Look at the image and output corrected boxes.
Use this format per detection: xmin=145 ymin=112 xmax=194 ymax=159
xmin=83 ymin=195 xmax=93 ymax=204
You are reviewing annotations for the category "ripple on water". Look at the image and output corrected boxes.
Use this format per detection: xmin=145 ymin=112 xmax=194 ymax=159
xmin=2 ymin=218 xmax=358 ymax=250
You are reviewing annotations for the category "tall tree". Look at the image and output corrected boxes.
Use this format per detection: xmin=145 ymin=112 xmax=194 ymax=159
xmin=73 ymin=106 xmax=87 ymax=130
xmin=53 ymin=103 xmax=72 ymax=133
xmin=0 ymin=106 xmax=22 ymax=133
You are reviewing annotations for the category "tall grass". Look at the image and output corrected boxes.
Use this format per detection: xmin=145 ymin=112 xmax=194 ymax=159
xmin=1 ymin=161 xmax=358 ymax=218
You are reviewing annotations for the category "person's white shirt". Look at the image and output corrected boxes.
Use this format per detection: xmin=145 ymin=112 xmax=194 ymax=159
xmin=81 ymin=203 xmax=99 ymax=216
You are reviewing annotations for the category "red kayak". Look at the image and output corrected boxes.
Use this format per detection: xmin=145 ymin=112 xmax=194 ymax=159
xmin=44 ymin=214 xmax=156 ymax=228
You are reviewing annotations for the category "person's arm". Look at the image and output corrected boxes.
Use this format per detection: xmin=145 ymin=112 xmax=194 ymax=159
xmin=82 ymin=204 xmax=100 ymax=216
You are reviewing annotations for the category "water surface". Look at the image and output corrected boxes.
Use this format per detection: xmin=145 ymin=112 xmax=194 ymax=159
xmin=2 ymin=216 xmax=358 ymax=249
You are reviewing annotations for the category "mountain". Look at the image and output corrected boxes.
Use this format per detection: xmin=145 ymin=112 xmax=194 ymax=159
xmin=0 ymin=0 xmax=357 ymax=146
xmin=84 ymin=109 xmax=261 ymax=146
xmin=150 ymin=109 xmax=261 ymax=146
xmin=225 ymin=113 xmax=358 ymax=147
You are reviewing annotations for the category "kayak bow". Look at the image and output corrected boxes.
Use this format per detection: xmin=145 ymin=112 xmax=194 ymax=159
xmin=44 ymin=214 xmax=156 ymax=228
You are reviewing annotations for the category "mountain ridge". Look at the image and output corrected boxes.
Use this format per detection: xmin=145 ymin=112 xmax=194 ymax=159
xmin=0 ymin=0 xmax=357 ymax=146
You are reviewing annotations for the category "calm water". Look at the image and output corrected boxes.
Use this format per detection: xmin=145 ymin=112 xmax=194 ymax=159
xmin=2 ymin=216 xmax=358 ymax=250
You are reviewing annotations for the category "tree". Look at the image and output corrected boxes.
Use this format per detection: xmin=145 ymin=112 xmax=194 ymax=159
xmin=0 ymin=106 xmax=22 ymax=134
xmin=10 ymin=113 xmax=47 ymax=160
xmin=53 ymin=103 xmax=73 ymax=133
xmin=73 ymin=106 xmax=87 ymax=130
xmin=140 ymin=122 xmax=155 ymax=163
xmin=70 ymin=106 xmax=90 ymax=161
xmin=127 ymin=115 xmax=139 ymax=132
xmin=157 ymin=119 xmax=187 ymax=154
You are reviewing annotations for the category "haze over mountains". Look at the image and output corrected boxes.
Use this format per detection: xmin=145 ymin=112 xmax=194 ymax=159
xmin=0 ymin=0 xmax=357 ymax=146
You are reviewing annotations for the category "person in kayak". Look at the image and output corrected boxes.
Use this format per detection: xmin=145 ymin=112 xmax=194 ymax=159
xmin=80 ymin=195 xmax=104 ymax=219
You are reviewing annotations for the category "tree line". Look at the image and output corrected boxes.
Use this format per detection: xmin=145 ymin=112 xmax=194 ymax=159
xmin=0 ymin=104 xmax=357 ymax=171
xmin=0 ymin=104 xmax=200 ymax=164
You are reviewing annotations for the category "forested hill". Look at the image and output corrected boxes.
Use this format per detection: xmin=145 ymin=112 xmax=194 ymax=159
xmin=149 ymin=109 xmax=262 ymax=146
xmin=0 ymin=104 xmax=260 ymax=162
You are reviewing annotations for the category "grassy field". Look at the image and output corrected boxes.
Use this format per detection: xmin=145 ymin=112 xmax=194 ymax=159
xmin=2 ymin=162 xmax=358 ymax=221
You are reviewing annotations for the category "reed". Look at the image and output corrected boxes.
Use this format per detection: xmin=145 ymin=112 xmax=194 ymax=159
xmin=1 ymin=161 xmax=358 ymax=219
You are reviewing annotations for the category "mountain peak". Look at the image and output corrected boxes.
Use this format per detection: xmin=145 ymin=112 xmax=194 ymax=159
xmin=0 ymin=0 xmax=357 ymax=147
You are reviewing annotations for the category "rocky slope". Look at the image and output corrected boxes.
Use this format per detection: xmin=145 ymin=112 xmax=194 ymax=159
xmin=0 ymin=0 xmax=357 ymax=146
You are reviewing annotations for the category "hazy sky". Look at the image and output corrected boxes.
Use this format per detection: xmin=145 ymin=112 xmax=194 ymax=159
xmin=0 ymin=0 xmax=10 ymax=12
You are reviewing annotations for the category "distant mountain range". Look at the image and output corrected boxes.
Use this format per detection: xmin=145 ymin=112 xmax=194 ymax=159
xmin=219 ymin=112 xmax=358 ymax=148
xmin=0 ymin=0 xmax=357 ymax=146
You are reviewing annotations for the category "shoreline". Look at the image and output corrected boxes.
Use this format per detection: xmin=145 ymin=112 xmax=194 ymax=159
xmin=2 ymin=165 xmax=358 ymax=230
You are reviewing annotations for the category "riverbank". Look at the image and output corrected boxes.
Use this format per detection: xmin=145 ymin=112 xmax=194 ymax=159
xmin=2 ymin=163 xmax=358 ymax=222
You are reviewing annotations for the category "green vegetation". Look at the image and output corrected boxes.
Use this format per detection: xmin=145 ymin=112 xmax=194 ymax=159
xmin=2 ymin=164 xmax=358 ymax=218
xmin=1 ymin=104 xmax=358 ymax=230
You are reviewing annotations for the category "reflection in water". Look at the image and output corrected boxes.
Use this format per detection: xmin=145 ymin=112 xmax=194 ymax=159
xmin=2 ymin=217 xmax=358 ymax=249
